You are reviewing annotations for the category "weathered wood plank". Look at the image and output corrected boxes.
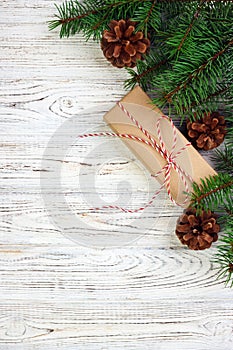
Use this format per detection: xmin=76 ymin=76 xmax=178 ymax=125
xmin=0 ymin=1 xmax=232 ymax=349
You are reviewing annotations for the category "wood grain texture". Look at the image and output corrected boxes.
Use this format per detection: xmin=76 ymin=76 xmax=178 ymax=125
xmin=0 ymin=1 xmax=232 ymax=349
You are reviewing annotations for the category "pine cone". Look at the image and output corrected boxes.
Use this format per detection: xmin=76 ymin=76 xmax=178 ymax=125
xmin=229 ymin=263 xmax=233 ymax=272
xmin=101 ymin=19 xmax=150 ymax=68
xmin=187 ymin=111 xmax=226 ymax=151
xmin=176 ymin=208 xmax=220 ymax=250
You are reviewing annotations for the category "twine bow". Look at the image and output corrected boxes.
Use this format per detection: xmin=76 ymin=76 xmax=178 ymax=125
xmin=79 ymin=102 xmax=193 ymax=213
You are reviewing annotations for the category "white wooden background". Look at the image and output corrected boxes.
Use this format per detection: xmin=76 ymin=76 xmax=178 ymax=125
xmin=0 ymin=1 xmax=233 ymax=349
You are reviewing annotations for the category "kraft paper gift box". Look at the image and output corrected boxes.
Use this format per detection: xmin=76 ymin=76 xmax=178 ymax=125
xmin=103 ymin=86 xmax=216 ymax=206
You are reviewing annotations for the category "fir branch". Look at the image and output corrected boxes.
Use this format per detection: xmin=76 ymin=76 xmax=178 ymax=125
xmin=137 ymin=59 xmax=167 ymax=80
xmin=202 ymin=86 xmax=229 ymax=102
xmin=163 ymin=38 xmax=233 ymax=103
xmin=136 ymin=58 xmax=168 ymax=82
xmin=144 ymin=0 xmax=157 ymax=24
xmin=124 ymin=56 xmax=168 ymax=90
xmin=211 ymin=144 xmax=233 ymax=175
xmin=177 ymin=0 xmax=206 ymax=52
xmin=131 ymin=0 xmax=162 ymax=35
xmin=226 ymin=126 xmax=233 ymax=142
xmin=92 ymin=8 xmax=112 ymax=32
xmin=52 ymin=1 xmax=127 ymax=25
xmin=191 ymin=174 xmax=233 ymax=213
xmin=58 ymin=11 xmax=94 ymax=24
xmin=180 ymin=84 xmax=231 ymax=117
xmin=49 ymin=0 xmax=146 ymax=39
xmin=214 ymin=215 xmax=233 ymax=287
xmin=195 ymin=180 xmax=232 ymax=204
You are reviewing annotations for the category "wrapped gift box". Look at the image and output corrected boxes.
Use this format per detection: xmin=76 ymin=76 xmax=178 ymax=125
xmin=103 ymin=86 xmax=216 ymax=206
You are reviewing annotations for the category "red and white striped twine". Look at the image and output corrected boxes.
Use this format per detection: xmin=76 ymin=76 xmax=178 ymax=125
xmin=78 ymin=102 xmax=193 ymax=213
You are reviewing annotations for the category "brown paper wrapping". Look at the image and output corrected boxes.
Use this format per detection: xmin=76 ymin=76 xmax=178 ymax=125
xmin=103 ymin=86 xmax=216 ymax=206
